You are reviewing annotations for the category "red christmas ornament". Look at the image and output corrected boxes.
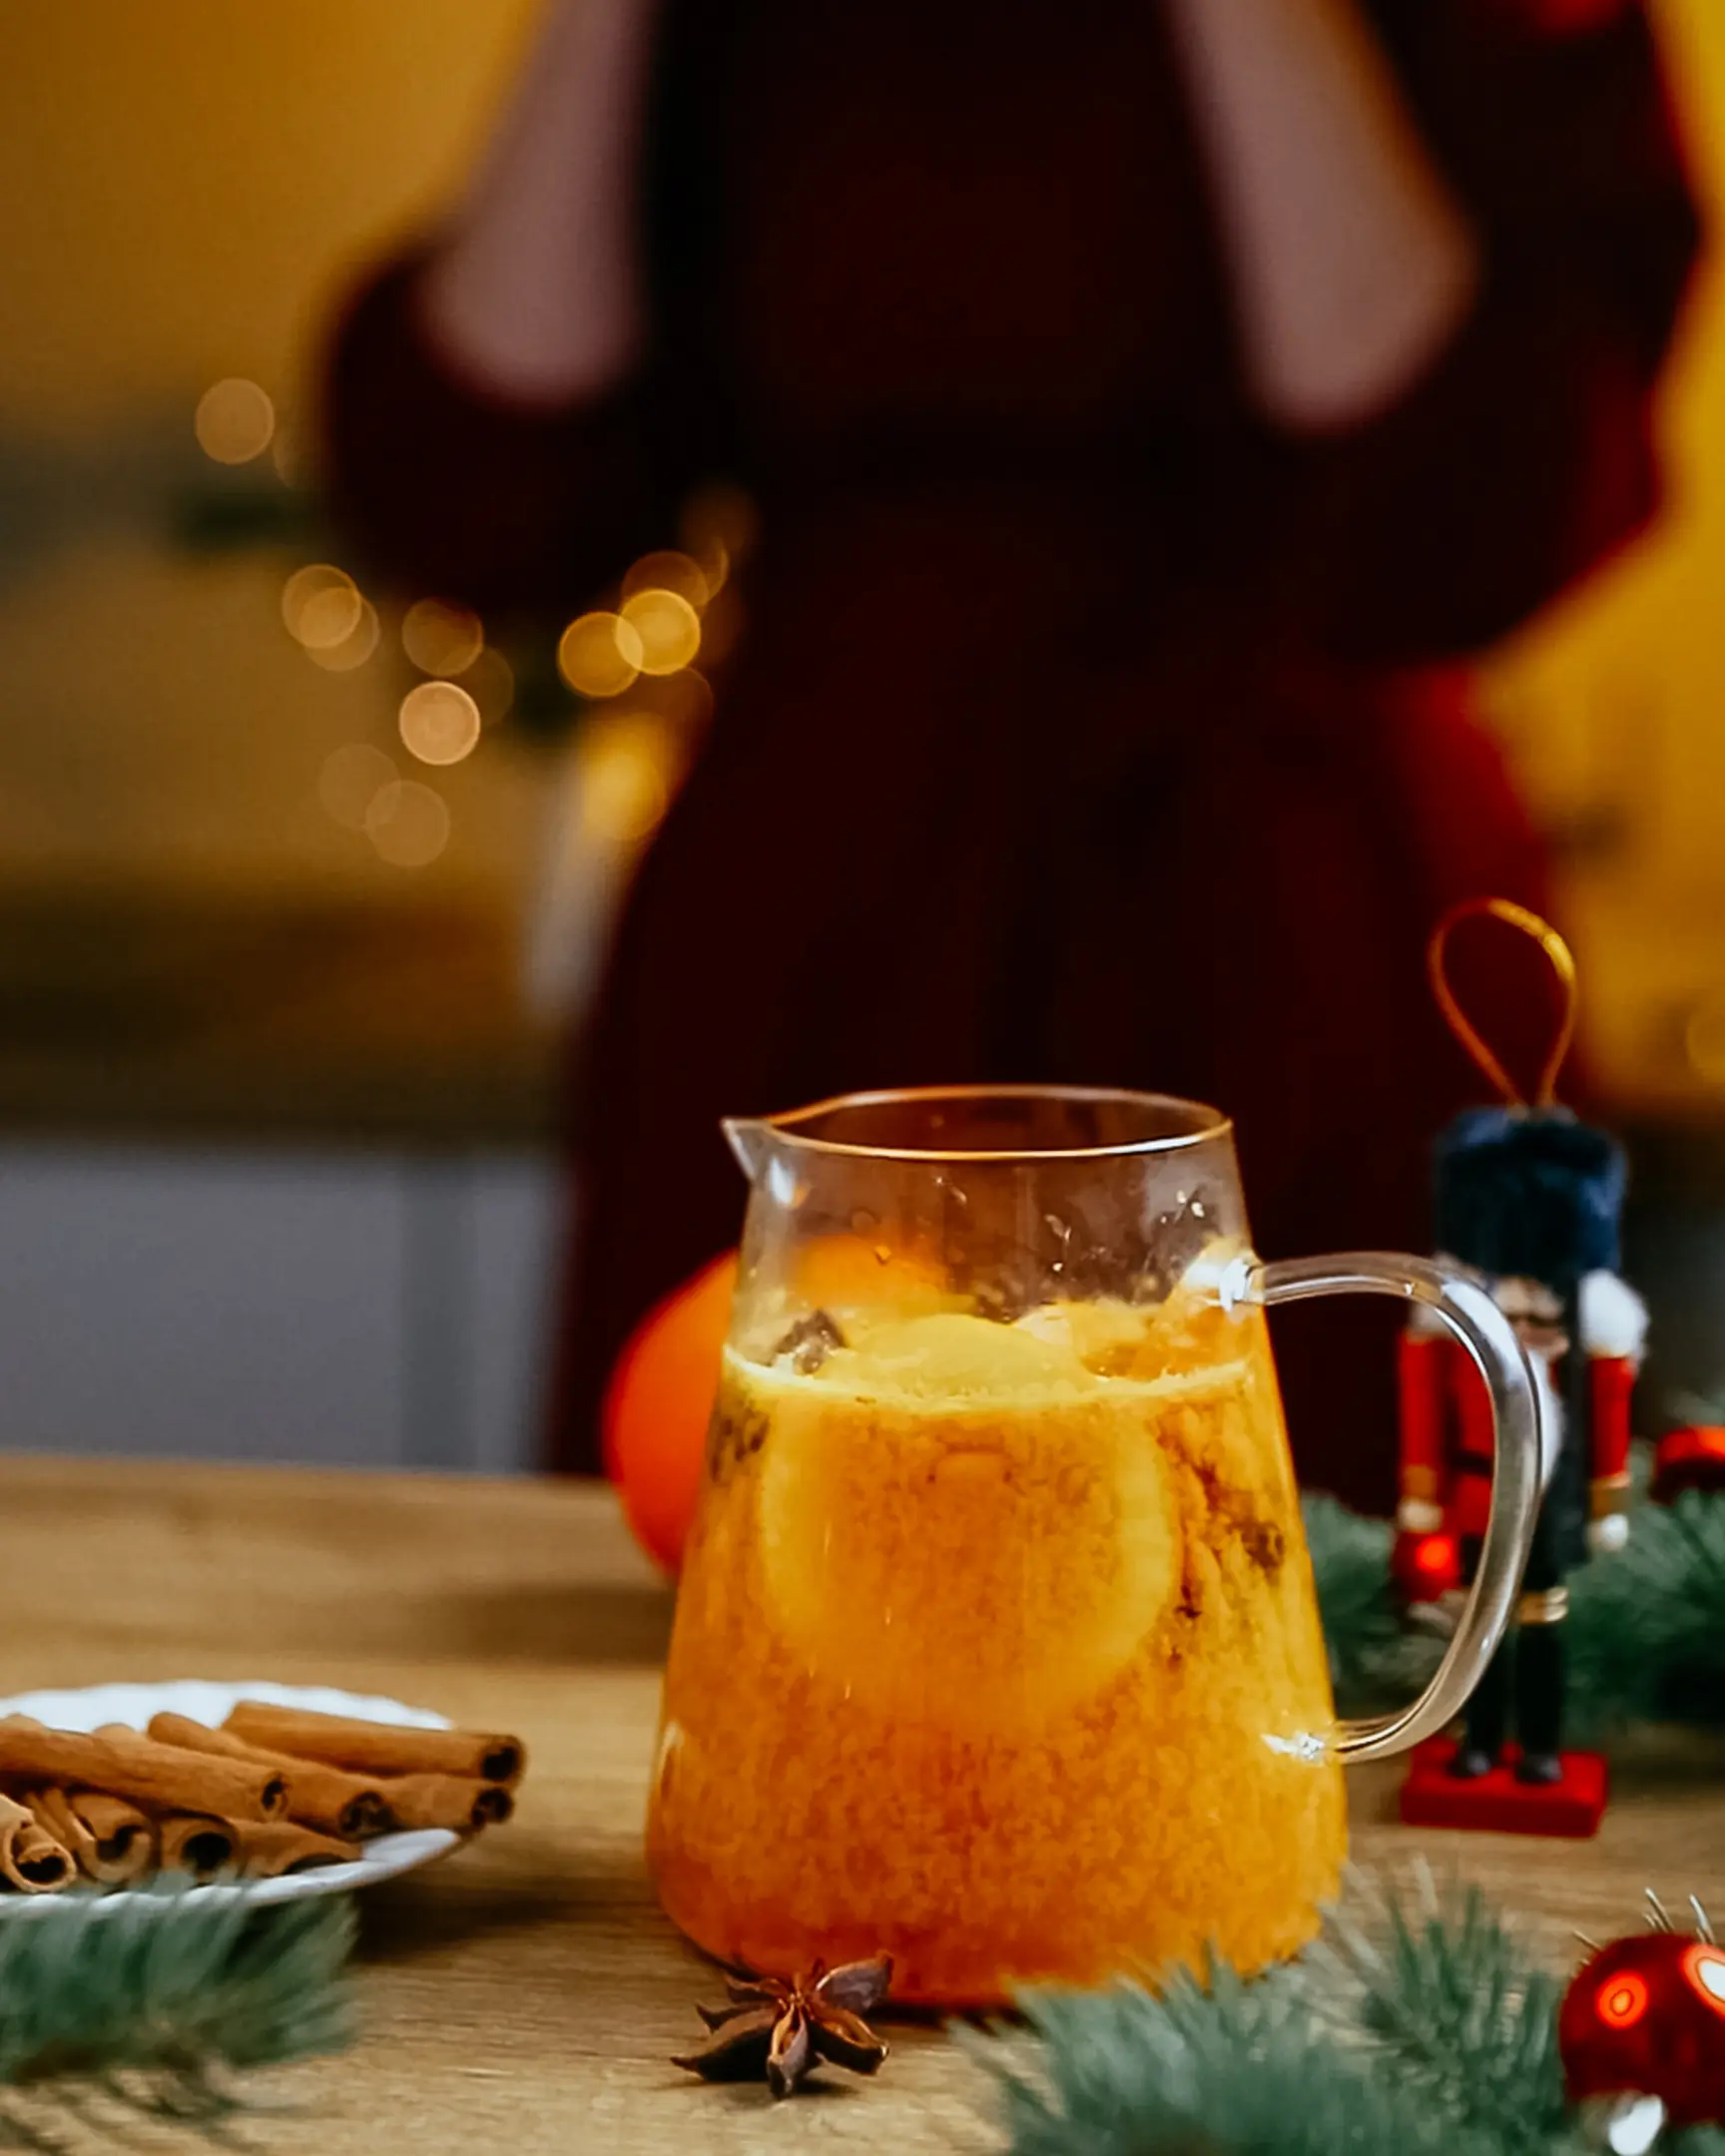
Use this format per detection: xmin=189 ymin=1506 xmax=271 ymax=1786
xmin=1559 ymin=1896 xmax=1725 ymax=2134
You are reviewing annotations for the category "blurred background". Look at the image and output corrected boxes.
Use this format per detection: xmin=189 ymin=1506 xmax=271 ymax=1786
xmin=1 ymin=0 xmax=1722 ymax=1477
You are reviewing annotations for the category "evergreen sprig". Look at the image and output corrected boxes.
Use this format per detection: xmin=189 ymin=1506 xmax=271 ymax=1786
xmin=973 ymin=1882 xmax=1725 ymax=2155
xmin=0 ymin=1888 xmax=354 ymax=2147
xmin=1303 ymin=1480 xmax=1725 ymax=1739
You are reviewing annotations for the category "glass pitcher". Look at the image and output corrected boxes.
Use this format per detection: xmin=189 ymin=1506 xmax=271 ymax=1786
xmin=646 ymin=1086 xmax=1539 ymax=2006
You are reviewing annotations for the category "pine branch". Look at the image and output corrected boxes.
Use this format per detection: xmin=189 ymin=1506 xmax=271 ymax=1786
xmin=1304 ymin=1481 xmax=1725 ymax=1737
xmin=969 ymin=1880 xmax=1685 ymax=2156
xmin=1567 ymin=1489 xmax=1725 ymax=1735
xmin=0 ymin=1888 xmax=354 ymax=2146
xmin=1302 ymin=1494 xmax=1441 ymax=1714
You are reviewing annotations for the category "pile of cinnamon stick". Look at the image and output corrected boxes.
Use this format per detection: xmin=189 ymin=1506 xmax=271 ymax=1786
xmin=0 ymin=1702 xmax=525 ymax=1894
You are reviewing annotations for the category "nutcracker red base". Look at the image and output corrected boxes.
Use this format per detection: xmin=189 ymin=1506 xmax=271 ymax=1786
xmin=1400 ymin=1738 xmax=1608 ymax=1838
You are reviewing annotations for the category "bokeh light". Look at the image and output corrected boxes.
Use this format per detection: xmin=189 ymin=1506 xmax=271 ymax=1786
xmin=366 ymin=780 xmax=451 ymax=868
xmin=283 ymin=565 xmax=362 ymax=650
xmin=633 ymin=668 xmax=715 ymax=736
xmin=558 ymin=611 xmax=645 ymax=698
xmin=620 ymin=588 xmax=701 ymax=676
xmin=306 ymin=598 xmax=380 ymax=673
xmin=401 ymin=599 xmax=484 ymax=678
xmin=459 ymin=647 xmax=515 ymax=726
xmin=623 ymin=550 xmax=709 ymax=609
xmin=581 ymin=716 xmax=676 ymax=844
xmin=398 ymin=681 xmax=482 ymax=767
xmin=318 ymin=743 xmax=397 ymax=831
xmin=195 ymin=377 xmax=276 ymax=465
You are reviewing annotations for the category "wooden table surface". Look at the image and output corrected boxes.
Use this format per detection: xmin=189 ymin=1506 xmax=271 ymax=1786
xmin=0 ymin=1455 xmax=1720 ymax=2154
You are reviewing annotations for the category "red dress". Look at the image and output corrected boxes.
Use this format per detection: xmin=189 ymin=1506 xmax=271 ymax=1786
xmin=326 ymin=0 xmax=1697 ymax=1502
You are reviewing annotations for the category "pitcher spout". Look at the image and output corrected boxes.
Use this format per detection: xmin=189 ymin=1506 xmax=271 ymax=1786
xmin=722 ymin=1117 xmax=774 ymax=1185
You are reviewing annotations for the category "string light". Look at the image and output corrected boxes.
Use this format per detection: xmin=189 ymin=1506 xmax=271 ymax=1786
xmin=366 ymin=780 xmax=451 ymax=868
xmin=398 ymin=681 xmax=482 ymax=767
xmin=558 ymin=611 xmax=645 ymax=698
xmin=306 ymin=598 xmax=380 ymax=672
xmin=620 ymin=587 xmax=701 ymax=676
xmin=623 ymin=550 xmax=710 ymax=609
xmin=401 ymin=599 xmax=484 ymax=678
xmin=195 ymin=378 xmax=275 ymax=465
xmin=283 ymin=565 xmax=362 ymax=650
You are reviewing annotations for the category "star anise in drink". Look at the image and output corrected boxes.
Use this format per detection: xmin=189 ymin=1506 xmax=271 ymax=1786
xmin=672 ymin=1954 xmax=892 ymax=2099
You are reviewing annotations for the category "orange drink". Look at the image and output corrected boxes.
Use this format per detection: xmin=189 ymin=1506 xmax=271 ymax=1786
xmin=647 ymin=1286 xmax=1345 ymax=2004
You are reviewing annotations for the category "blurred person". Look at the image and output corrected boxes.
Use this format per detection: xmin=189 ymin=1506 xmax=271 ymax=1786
xmin=325 ymin=0 xmax=1698 ymax=1502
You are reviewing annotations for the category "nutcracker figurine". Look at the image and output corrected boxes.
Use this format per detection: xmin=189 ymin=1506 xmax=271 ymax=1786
xmin=1397 ymin=900 xmax=1646 ymax=1834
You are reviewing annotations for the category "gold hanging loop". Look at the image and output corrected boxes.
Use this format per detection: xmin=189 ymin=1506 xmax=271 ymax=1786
xmin=1427 ymin=897 xmax=1579 ymax=1109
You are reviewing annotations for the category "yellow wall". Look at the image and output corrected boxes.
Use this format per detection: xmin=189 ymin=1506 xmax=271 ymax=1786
xmin=0 ymin=3 xmax=535 ymax=428
xmin=1484 ymin=0 xmax=1725 ymax=1115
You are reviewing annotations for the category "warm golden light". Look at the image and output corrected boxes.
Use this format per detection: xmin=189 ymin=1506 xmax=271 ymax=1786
xmin=398 ymin=681 xmax=482 ymax=767
xmin=283 ymin=564 xmax=362 ymax=650
xmin=623 ymin=549 xmax=709 ymax=609
xmin=318 ymin=743 xmax=397 ymax=831
xmin=621 ymin=588 xmax=701 ymax=676
xmin=195 ymin=377 xmax=276 ymax=464
xmin=558 ymin=611 xmax=645 ymax=698
xmin=635 ymin=667 xmax=715 ymax=736
xmin=581 ymin=716 xmax=675 ymax=844
xmin=306 ymin=597 xmax=380 ymax=672
xmin=366 ymin=779 xmax=451 ymax=868
xmin=1684 ymin=995 xmax=1725 ymax=1085
xmin=401 ymin=598 xmax=484 ymax=678
xmin=459 ymin=647 xmax=515 ymax=725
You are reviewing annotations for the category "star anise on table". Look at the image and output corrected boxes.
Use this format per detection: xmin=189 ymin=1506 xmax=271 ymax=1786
xmin=672 ymin=1954 xmax=892 ymax=2099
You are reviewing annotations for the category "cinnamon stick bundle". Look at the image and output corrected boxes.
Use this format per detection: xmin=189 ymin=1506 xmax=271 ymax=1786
xmin=372 ymin=1775 xmax=514 ymax=1834
xmin=0 ymin=1794 xmax=72 ymax=1892
xmin=0 ymin=1717 xmax=288 ymax=1823
xmin=224 ymin=1702 xmax=524 ymax=1786
xmin=148 ymin=1714 xmax=390 ymax=1840
xmin=27 ymin=1787 xmax=154 ymax=1885
xmin=237 ymin=1821 xmax=359 ymax=1880
xmin=157 ymin=1814 xmax=237 ymax=1880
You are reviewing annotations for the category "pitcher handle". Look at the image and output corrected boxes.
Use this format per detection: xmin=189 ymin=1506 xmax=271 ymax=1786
xmin=1230 ymin=1250 xmax=1541 ymax=1766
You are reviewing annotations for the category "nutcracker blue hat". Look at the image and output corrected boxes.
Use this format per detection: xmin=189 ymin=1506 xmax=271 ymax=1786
xmin=1432 ymin=1106 xmax=1625 ymax=1288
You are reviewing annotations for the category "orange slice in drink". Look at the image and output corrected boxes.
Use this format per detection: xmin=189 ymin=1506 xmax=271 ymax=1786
xmin=751 ymin=1314 xmax=1177 ymax=1733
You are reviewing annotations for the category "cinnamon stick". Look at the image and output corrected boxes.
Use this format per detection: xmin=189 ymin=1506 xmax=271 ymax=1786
xmin=237 ymin=1821 xmax=359 ymax=1880
xmin=148 ymin=1714 xmax=390 ymax=1840
xmin=157 ymin=1814 xmax=237 ymax=1880
xmin=373 ymin=1775 xmax=514 ymax=1834
xmin=0 ymin=1794 xmax=72 ymax=1892
xmin=224 ymin=1702 xmax=524 ymax=1786
xmin=27 ymin=1787 xmax=154 ymax=1886
xmin=0 ymin=1717 xmax=288 ymax=1823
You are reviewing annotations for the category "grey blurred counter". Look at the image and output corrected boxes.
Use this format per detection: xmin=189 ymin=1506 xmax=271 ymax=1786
xmin=0 ymin=888 xmax=564 ymax=1475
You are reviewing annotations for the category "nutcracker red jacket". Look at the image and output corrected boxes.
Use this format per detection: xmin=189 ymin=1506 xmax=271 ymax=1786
xmin=323 ymin=0 xmax=1700 ymax=1502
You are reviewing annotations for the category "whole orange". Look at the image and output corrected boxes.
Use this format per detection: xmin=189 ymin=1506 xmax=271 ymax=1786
xmin=603 ymin=1251 xmax=738 ymax=1574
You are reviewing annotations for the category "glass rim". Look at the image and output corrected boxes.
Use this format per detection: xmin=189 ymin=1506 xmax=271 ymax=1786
xmin=731 ymin=1084 xmax=1233 ymax=1164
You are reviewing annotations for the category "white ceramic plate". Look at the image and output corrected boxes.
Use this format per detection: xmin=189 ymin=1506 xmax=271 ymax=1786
xmin=0 ymin=1679 xmax=461 ymax=1914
